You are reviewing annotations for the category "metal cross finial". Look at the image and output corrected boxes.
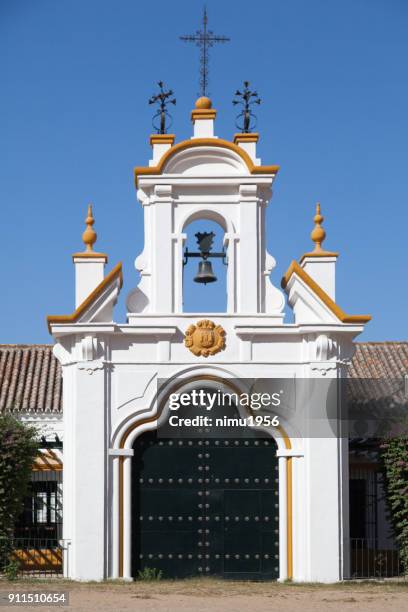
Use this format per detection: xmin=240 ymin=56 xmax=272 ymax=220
xmin=232 ymin=81 xmax=261 ymax=133
xmin=180 ymin=7 xmax=230 ymax=97
xmin=148 ymin=81 xmax=176 ymax=134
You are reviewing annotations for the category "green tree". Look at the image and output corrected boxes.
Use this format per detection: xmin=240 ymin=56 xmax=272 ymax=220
xmin=0 ymin=415 xmax=38 ymax=540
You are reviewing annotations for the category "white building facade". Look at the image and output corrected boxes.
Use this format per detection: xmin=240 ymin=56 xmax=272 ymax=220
xmin=47 ymin=97 xmax=371 ymax=582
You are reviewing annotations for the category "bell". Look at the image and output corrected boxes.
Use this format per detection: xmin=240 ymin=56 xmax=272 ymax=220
xmin=194 ymin=260 xmax=217 ymax=284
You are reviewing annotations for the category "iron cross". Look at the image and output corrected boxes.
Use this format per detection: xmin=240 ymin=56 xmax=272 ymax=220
xmin=180 ymin=7 xmax=230 ymax=97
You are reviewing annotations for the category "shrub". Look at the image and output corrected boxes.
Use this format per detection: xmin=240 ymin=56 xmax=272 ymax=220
xmin=137 ymin=567 xmax=163 ymax=581
xmin=3 ymin=558 xmax=21 ymax=581
xmin=0 ymin=414 xmax=38 ymax=542
xmin=380 ymin=436 xmax=408 ymax=573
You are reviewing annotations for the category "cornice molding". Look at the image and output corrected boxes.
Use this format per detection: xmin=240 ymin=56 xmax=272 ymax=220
xmin=134 ymin=138 xmax=279 ymax=186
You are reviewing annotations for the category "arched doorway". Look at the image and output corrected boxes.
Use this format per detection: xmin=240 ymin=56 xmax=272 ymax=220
xmin=131 ymin=386 xmax=279 ymax=580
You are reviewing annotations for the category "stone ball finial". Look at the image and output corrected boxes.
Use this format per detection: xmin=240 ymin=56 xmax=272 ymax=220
xmin=82 ymin=204 xmax=97 ymax=252
xmin=311 ymin=202 xmax=326 ymax=252
xmin=195 ymin=96 xmax=212 ymax=109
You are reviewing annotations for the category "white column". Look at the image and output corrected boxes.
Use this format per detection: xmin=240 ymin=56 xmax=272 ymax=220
xmin=71 ymin=362 xmax=107 ymax=580
xmin=62 ymin=365 xmax=74 ymax=578
xmin=111 ymin=456 xmax=119 ymax=579
xmin=278 ymin=456 xmax=288 ymax=581
xmin=238 ymin=186 xmax=259 ymax=312
xmin=151 ymin=185 xmax=173 ymax=313
xmin=224 ymin=233 xmax=239 ymax=313
xmin=122 ymin=455 xmax=133 ymax=580
xmin=173 ymin=232 xmax=187 ymax=313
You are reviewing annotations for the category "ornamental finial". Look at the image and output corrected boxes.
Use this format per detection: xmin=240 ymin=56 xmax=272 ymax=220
xmin=180 ymin=7 xmax=230 ymax=98
xmin=232 ymin=81 xmax=261 ymax=133
xmin=310 ymin=202 xmax=326 ymax=252
xmin=82 ymin=204 xmax=97 ymax=252
xmin=195 ymin=96 xmax=212 ymax=109
xmin=149 ymin=81 xmax=176 ymax=134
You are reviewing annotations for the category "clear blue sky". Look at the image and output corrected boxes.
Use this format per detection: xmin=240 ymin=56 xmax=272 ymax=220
xmin=1 ymin=0 xmax=407 ymax=343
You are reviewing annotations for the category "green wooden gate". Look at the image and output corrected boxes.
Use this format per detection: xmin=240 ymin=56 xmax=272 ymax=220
xmin=132 ymin=433 xmax=279 ymax=579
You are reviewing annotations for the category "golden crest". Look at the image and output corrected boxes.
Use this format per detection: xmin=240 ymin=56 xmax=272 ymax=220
xmin=184 ymin=319 xmax=226 ymax=357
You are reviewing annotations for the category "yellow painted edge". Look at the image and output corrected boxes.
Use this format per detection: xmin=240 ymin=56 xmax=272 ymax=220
xmin=134 ymin=138 xmax=279 ymax=186
xmin=150 ymin=134 xmax=175 ymax=145
xmin=299 ymin=250 xmax=338 ymax=264
xmin=233 ymin=133 xmax=259 ymax=143
xmin=281 ymin=260 xmax=371 ymax=324
xmin=72 ymin=252 xmax=108 ymax=262
xmin=191 ymin=109 xmax=217 ymax=121
xmin=46 ymin=262 xmax=123 ymax=332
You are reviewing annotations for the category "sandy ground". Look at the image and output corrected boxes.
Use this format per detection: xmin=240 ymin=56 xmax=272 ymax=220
xmin=0 ymin=579 xmax=407 ymax=612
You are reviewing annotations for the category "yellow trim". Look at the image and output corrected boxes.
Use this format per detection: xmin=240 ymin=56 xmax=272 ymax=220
xmin=72 ymin=251 xmax=108 ymax=262
xmin=134 ymin=138 xmax=279 ymax=186
xmin=12 ymin=549 xmax=62 ymax=570
xmin=281 ymin=260 xmax=371 ymax=324
xmin=120 ymin=375 xmax=291 ymax=449
xmin=191 ymin=109 xmax=217 ymax=121
xmin=233 ymin=133 xmax=259 ymax=143
xmin=46 ymin=262 xmax=123 ymax=331
xmin=32 ymin=449 xmax=62 ymax=472
xmin=299 ymin=251 xmax=338 ymax=264
xmin=117 ymin=374 xmax=292 ymax=579
xmin=287 ymin=457 xmax=293 ymax=579
xmin=150 ymin=134 xmax=175 ymax=146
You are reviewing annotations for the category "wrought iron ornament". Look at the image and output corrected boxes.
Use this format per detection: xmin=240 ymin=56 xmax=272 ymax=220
xmin=233 ymin=81 xmax=261 ymax=133
xmin=180 ymin=7 xmax=230 ymax=97
xmin=148 ymin=81 xmax=176 ymax=134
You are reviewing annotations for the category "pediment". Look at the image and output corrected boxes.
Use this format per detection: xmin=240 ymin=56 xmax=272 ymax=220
xmin=282 ymin=261 xmax=371 ymax=326
xmin=47 ymin=263 xmax=123 ymax=330
xmin=163 ymin=146 xmax=249 ymax=176
xmin=134 ymin=138 xmax=279 ymax=185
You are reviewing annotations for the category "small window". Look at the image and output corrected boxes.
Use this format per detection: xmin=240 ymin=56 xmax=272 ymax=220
xmin=15 ymin=479 xmax=62 ymax=542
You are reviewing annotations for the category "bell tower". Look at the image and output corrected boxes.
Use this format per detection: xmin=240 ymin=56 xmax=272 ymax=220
xmin=48 ymin=78 xmax=371 ymax=585
xmin=126 ymin=95 xmax=285 ymax=319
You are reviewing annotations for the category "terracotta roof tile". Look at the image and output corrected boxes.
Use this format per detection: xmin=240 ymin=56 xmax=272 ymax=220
xmin=0 ymin=342 xmax=407 ymax=414
xmin=0 ymin=345 xmax=62 ymax=413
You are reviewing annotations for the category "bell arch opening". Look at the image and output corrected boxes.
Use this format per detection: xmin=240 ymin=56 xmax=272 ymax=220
xmin=182 ymin=218 xmax=228 ymax=313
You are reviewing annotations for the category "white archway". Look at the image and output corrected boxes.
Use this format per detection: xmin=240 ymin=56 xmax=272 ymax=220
xmin=110 ymin=365 xmax=299 ymax=582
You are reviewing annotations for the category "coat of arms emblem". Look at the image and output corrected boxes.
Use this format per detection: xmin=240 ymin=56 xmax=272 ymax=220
xmin=184 ymin=319 xmax=226 ymax=357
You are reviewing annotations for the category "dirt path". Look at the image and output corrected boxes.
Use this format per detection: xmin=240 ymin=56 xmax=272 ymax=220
xmin=0 ymin=579 xmax=407 ymax=612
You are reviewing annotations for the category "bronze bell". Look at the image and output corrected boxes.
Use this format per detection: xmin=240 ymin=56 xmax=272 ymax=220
xmin=194 ymin=260 xmax=217 ymax=284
